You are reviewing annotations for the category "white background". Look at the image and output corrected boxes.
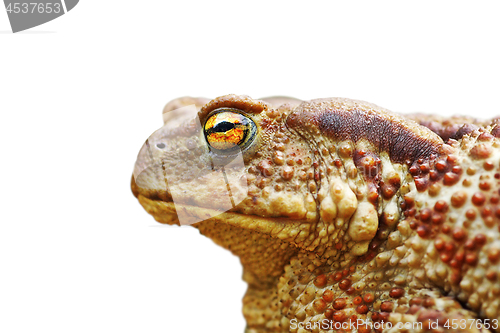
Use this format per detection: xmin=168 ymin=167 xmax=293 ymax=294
xmin=1 ymin=1 xmax=499 ymax=332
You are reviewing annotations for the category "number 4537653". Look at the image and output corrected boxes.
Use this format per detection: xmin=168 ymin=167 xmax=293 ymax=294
xmin=444 ymin=319 xmax=498 ymax=330
xmin=6 ymin=3 xmax=62 ymax=14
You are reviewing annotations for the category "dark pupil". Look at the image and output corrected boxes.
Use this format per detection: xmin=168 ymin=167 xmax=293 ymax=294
xmin=213 ymin=121 xmax=235 ymax=133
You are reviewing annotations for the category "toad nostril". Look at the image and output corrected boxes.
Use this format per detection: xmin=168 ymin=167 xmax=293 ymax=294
xmin=156 ymin=143 xmax=166 ymax=149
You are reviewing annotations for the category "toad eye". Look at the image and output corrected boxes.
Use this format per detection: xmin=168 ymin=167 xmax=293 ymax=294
xmin=203 ymin=109 xmax=257 ymax=152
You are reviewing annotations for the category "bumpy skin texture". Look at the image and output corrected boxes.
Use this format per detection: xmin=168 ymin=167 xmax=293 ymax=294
xmin=132 ymin=95 xmax=500 ymax=333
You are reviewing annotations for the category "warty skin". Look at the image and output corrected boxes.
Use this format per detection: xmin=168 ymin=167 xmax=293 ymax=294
xmin=132 ymin=95 xmax=500 ymax=333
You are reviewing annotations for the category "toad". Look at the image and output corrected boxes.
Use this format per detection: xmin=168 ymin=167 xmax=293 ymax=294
xmin=132 ymin=95 xmax=500 ymax=332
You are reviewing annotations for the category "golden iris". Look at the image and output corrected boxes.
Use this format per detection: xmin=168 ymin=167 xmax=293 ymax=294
xmin=203 ymin=109 xmax=257 ymax=152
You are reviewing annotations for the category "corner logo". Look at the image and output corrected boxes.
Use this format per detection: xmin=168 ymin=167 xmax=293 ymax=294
xmin=3 ymin=0 xmax=78 ymax=33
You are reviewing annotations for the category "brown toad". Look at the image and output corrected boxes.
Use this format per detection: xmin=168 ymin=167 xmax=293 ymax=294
xmin=132 ymin=95 xmax=500 ymax=333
